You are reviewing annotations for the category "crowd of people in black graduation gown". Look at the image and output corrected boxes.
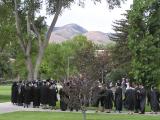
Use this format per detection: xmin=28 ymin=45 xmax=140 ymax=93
xmin=11 ymin=78 xmax=160 ymax=114
xmin=11 ymin=80 xmax=58 ymax=109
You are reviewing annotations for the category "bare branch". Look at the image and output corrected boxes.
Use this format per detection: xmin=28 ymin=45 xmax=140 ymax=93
xmin=44 ymin=0 xmax=63 ymax=48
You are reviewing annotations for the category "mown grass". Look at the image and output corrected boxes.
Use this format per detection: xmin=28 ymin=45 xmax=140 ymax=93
xmin=0 ymin=85 xmax=11 ymax=103
xmin=0 ymin=111 xmax=159 ymax=120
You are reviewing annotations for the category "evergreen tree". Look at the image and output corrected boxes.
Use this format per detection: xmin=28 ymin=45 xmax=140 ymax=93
xmin=128 ymin=0 xmax=160 ymax=86
xmin=109 ymin=11 xmax=132 ymax=79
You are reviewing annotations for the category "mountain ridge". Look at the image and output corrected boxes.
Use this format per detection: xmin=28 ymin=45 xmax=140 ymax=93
xmin=49 ymin=23 xmax=112 ymax=44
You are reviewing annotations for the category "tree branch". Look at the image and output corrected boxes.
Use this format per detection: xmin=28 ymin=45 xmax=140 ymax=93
xmin=14 ymin=0 xmax=26 ymax=54
xmin=44 ymin=0 xmax=63 ymax=48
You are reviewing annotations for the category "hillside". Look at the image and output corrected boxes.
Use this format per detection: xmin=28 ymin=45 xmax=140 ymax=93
xmin=49 ymin=23 xmax=112 ymax=44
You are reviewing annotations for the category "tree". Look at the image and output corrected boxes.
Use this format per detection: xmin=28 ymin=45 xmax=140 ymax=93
xmin=40 ymin=35 xmax=95 ymax=80
xmin=110 ymin=12 xmax=131 ymax=73
xmin=1 ymin=0 xmax=126 ymax=81
xmin=0 ymin=1 xmax=18 ymax=79
xmin=61 ymin=74 xmax=99 ymax=120
xmin=128 ymin=0 xmax=160 ymax=86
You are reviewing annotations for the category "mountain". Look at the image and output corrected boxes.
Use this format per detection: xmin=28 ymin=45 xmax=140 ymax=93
xmin=84 ymin=31 xmax=111 ymax=44
xmin=49 ymin=23 xmax=112 ymax=44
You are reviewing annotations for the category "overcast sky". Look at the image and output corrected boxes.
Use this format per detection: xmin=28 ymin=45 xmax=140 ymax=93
xmin=45 ymin=0 xmax=133 ymax=33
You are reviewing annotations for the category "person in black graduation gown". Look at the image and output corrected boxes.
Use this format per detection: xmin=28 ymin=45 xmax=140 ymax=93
xmin=139 ymin=84 xmax=146 ymax=114
xmin=148 ymin=86 xmax=160 ymax=114
xmin=59 ymin=88 xmax=68 ymax=111
xmin=104 ymin=85 xmax=114 ymax=113
xmin=124 ymin=83 xmax=135 ymax=114
xmin=11 ymin=82 xmax=18 ymax=105
xmin=115 ymin=83 xmax=122 ymax=113
xmin=134 ymin=83 xmax=141 ymax=113
xmin=99 ymin=85 xmax=106 ymax=112
xmin=23 ymin=83 xmax=31 ymax=108
xmin=17 ymin=81 xmax=24 ymax=106
xmin=91 ymin=82 xmax=103 ymax=112
xmin=48 ymin=83 xmax=58 ymax=110
xmin=33 ymin=82 xmax=40 ymax=108
xmin=40 ymin=81 xmax=49 ymax=109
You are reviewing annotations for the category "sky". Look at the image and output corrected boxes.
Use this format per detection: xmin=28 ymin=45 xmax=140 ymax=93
xmin=45 ymin=0 xmax=133 ymax=33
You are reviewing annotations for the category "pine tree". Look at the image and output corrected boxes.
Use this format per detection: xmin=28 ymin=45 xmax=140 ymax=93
xmin=110 ymin=11 xmax=132 ymax=77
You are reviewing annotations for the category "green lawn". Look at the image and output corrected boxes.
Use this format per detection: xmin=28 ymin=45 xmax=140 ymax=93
xmin=0 ymin=112 xmax=159 ymax=120
xmin=0 ymin=85 xmax=11 ymax=103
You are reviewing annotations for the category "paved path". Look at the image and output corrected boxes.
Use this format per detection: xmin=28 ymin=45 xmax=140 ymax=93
xmin=0 ymin=102 xmax=160 ymax=115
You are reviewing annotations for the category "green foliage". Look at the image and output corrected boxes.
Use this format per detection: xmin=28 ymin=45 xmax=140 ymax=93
xmin=40 ymin=35 xmax=93 ymax=80
xmin=0 ymin=1 xmax=18 ymax=79
xmin=128 ymin=0 xmax=160 ymax=87
xmin=106 ymin=68 xmax=127 ymax=83
xmin=110 ymin=11 xmax=132 ymax=78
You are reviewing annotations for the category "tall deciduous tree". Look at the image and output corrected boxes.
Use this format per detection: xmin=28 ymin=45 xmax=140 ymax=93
xmin=1 ymin=0 xmax=126 ymax=80
xmin=128 ymin=0 xmax=160 ymax=86
xmin=0 ymin=1 xmax=17 ymax=79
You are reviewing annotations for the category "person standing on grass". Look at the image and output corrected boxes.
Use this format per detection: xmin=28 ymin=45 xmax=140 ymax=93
xmin=11 ymin=82 xmax=18 ymax=105
xmin=124 ymin=83 xmax=135 ymax=115
xmin=23 ymin=82 xmax=31 ymax=108
xmin=148 ymin=86 xmax=160 ymax=114
xmin=17 ymin=81 xmax=24 ymax=106
xmin=134 ymin=83 xmax=141 ymax=113
xmin=139 ymin=84 xmax=146 ymax=114
xmin=33 ymin=82 xmax=41 ymax=108
xmin=40 ymin=81 xmax=49 ymax=109
xmin=115 ymin=82 xmax=123 ymax=113
xmin=59 ymin=87 xmax=68 ymax=111
xmin=104 ymin=85 xmax=114 ymax=113
xmin=48 ymin=83 xmax=58 ymax=110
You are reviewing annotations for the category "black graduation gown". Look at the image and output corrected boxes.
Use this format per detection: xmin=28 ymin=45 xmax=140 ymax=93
xmin=59 ymin=88 xmax=68 ymax=111
xmin=48 ymin=87 xmax=57 ymax=106
xmin=11 ymin=83 xmax=18 ymax=104
xmin=33 ymin=86 xmax=40 ymax=107
xmin=30 ymin=86 xmax=34 ymax=102
xmin=100 ymin=89 xmax=106 ymax=107
xmin=115 ymin=87 xmax=122 ymax=111
xmin=17 ymin=85 xmax=24 ymax=105
xmin=91 ymin=86 xmax=102 ymax=107
xmin=104 ymin=89 xmax=113 ymax=109
xmin=24 ymin=86 xmax=31 ymax=105
xmin=124 ymin=88 xmax=135 ymax=111
xmin=149 ymin=89 xmax=160 ymax=112
xmin=134 ymin=87 xmax=140 ymax=112
xmin=139 ymin=88 xmax=146 ymax=113
xmin=40 ymin=85 xmax=49 ymax=104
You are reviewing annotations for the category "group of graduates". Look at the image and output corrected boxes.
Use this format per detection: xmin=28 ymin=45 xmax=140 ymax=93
xmin=11 ymin=78 xmax=160 ymax=114
xmin=94 ymin=79 xmax=160 ymax=114
xmin=11 ymin=80 xmax=58 ymax=109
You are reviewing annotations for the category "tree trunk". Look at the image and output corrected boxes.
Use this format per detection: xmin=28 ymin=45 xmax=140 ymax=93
xmin=33 ymin=46 xmax=44 ymax=80
xmin=26 ymin=56 xmax=34 ymax=81
xmin=33 ymin=1 xmax=62 ymax=80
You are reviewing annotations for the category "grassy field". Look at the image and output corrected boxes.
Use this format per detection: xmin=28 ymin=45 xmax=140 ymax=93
xmin=0 ymin=85 xmax=11 ymax=103
xmin=0 ymin=112 xmax=160 ymax=120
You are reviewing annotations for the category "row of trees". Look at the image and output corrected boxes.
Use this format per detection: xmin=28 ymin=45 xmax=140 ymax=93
xmin=1 ymin=0 xmax=159 ymax=87
xmin=110 ymin=0 xmax=160 ymax=87
xmin=0 ymin=0 xmax=125 ymax=81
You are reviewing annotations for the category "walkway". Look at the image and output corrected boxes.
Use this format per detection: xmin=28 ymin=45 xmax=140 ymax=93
xmin=0 ymin=102 xmax=160 ymax=115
